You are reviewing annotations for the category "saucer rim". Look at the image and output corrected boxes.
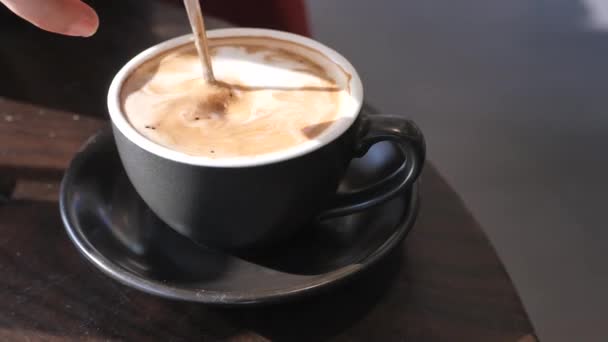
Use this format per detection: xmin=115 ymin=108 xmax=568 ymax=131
xmin=60 ymin=128 xmax=420 ymax=305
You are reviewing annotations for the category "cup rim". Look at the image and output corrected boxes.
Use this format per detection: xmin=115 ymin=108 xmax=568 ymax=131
xmin=107 ymin=28 xmax=364 ymax=168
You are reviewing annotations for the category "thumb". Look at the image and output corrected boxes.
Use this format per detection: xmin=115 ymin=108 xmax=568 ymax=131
xmin=1 ymin=0 xmax=99 ymax=37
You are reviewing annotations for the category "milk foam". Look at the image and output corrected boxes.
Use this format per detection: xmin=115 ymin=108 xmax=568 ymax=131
xmin=121 ymin=36 xmax=352 ymax=158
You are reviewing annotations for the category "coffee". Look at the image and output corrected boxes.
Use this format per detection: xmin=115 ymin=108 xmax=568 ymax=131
xmin=121 ymin=36 xmax=352 ymax=158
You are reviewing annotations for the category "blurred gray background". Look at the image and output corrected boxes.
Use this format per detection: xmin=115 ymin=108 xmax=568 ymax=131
xmin=305 ymin=0 xmax=608 ymax=340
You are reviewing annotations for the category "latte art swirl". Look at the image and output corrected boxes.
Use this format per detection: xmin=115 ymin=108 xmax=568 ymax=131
xmin=121 ymin=36 xmax=352 ymax=158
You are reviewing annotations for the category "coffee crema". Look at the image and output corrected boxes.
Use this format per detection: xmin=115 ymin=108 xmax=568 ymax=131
xmin=121 ymin=36 xmax=352 ymax=158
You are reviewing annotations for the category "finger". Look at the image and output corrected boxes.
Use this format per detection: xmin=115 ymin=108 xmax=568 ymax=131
xmin=1 ymin=0 xmax=99 ymax=37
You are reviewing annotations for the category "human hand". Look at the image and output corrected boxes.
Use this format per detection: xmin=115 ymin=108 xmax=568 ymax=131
xmin=1 ymin=0 xmax=98 ymax=37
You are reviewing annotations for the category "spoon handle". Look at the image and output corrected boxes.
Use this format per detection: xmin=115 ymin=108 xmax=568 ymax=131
xmin=183 ymin=0 xmax=215 ymax=82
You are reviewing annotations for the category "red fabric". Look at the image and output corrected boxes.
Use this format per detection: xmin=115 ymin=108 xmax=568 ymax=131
xmin=172 ymin=0 xmax=311 ymax=37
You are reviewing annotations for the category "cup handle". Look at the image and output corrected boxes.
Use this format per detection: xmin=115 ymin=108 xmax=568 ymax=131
xmin=318 ymin=114 xmax=426 ymax=220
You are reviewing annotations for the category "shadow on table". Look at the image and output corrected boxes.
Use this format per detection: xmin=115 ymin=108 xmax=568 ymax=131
xmin=220 ymin=250 xmax=403 ymax=341
xmin=0 ymin=163 xmax=532 ymax=341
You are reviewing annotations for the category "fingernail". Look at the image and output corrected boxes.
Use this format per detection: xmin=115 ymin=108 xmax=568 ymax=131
xmin=66 ymin=16 xmax=98 ymax=37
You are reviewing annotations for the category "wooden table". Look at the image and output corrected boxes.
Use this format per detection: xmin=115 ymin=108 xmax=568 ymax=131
xmin=0 ymin=98 xmax=534 ymax=341
xmin=0 ymin=1 xmax=535 ymax=340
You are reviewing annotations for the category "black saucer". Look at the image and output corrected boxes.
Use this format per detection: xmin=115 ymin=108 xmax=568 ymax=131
xmin=60 ymin=128 xmax=419 ymax=305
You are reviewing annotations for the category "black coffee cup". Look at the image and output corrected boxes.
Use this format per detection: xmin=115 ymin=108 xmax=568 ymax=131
xmin=108 ymin=28 xmax=425 ymax=251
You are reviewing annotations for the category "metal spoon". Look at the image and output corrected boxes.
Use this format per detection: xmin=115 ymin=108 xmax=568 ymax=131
xmin=183 ymin=0 xmax=215 ymax=82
